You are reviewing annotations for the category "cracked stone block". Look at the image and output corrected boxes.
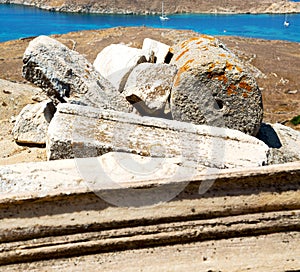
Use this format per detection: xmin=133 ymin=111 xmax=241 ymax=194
xmin=123 ymin=63 xmax=177 ymax=117
xmin=142 ymin=38 xmax=171 ymax=63
xmin=47 ymin=103 xmax=269 ymax=169
xmin=93 ymin=43 xmax=148 ymax=92
xmin=22 ymin=35 xmax=132 ymax=112
xmin=12 ymin=100 xmax=56 ymax=145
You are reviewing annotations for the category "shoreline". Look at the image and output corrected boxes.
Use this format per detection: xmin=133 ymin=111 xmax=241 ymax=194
xmin=1 ymin=7 xmax=300 ymax=44
xmin=1 ymin=1 xmax=300 ymax=15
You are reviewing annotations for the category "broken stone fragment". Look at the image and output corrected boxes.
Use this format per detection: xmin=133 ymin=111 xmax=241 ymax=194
xmin=47 ymin=103 xmax=269 ymax=169
xmin=22 ymin=35 xmax=132 ymax=113
xmin=123 ymin=63 xmax=177 ymax=117
xmin=170 ymin=35 xmax=263 ymax=136
xmin=12 ymin=100 xmax=56 ymax=145
xmin=0 ymin=152 xmax=204 ymax=198
xmin=257 ymin=123 xmax=300 ymax=164
xmin=142 ymin=38 xmax=171 ymax=63
xmin=93 ymin=43 xmax=148 ymax=92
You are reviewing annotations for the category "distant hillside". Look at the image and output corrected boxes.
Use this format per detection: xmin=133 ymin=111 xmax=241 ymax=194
xmin=1 ymin=0 xmax=300 ymax=14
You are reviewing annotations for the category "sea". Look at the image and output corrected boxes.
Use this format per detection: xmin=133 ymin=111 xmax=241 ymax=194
xmin=0 ymin=4 xmax=300 ymax=43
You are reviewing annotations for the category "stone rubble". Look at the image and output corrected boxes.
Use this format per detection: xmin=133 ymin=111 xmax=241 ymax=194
xmin=9 ymin=34 xmax=300 ymax=172
xmin=12 ymin=100 xmax=56 ymax=145
xmin=93 ymin=43 xmax=148 ymax=92
xmin=123 ymin=63 xmax=177 ymax=116
xmin=142 ymin=38 xmax=171 ymax=64
xmin=257 ymin=123 xmax=300 ymax=164
xmin=22 ymin=35 xmax=132 ymax=112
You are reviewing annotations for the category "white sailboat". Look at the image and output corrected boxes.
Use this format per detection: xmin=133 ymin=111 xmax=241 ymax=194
xmin=283 ymin=14 xmax=290 ymax=27
xmin=159 ymin=2 xmax=169 ymax=21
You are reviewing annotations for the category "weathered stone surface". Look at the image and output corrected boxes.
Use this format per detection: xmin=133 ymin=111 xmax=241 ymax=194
xmin=12 ymin=100 xmax=56 ymax=145
xmin=0 ymin=152 xmax=201 ymax=199
xmin=123 ymin=63 xmax=177 ymax=116
xmin=93 ymin=43 xmax=148 ymax=92
xmin=0 ymin=157 xmax=300 ymax=268
xmin=3 ymin=232 xmax=298 ymax=271
xmin=22 ymin=35 xmax=132 ymax=112
xmin=170 ymin=35 xmax=263 ymax=136
xmin=142 ymin=38 xmax=171 ymax=63
xmin=257 ymin=123 xmax=300 ymax=164
xmin=47 ymin=103 xmax=269 ymax=168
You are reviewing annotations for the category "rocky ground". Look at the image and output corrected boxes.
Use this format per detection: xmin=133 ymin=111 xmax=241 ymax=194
xmin=0 ymin=27 xmax=299 ymax=165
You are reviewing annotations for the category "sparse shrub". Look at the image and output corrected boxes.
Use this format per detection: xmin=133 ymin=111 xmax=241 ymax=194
xmin=290 ymin=115 xmax=300 ymax=125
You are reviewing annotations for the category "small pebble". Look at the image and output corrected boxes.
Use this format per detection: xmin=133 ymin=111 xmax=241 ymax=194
xmin=10 ymin=116 xmax=16 ymax=123
xmin=287 ymin=90 xmax=298 ymax=94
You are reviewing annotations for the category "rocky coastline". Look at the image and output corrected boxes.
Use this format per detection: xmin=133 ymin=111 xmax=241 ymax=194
xmin=0 ymin=0 xmax=300 ymax=14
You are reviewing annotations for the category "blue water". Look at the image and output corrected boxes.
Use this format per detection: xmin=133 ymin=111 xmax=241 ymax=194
xmin=0 ymin=4 xmax=300 ymax=42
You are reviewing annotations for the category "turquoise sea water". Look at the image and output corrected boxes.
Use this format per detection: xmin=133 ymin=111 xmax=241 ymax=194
xmin=0 ymin=4 xmax=300 ymax=42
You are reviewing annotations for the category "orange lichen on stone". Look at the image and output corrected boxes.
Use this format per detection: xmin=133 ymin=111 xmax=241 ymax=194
xmin=207 ymin=72 xmax=213 ymax=79
xmin=226 ymin=61 xmax=233 ymax=71
xmin=180 ymin=37 xmax=199 ymax=49
xmin=236 ymin=66 xmax=243 ymax=73
xmin=174 ymin=59 xmax=194 ymax=87
xmin=227 ymin=84 xmax=237 ymax=96
xmin=216 ymin=74 xmax=228 ymax=84
xmin=239 ymin=81 xmax=252 ymax=92
xmin=175 ymin=48 xmax=189 ymax=61
xmin=242 ymin=92 xmax=248 ymax=98
xmin=200 ymin=34 xmax=215 ymax=41
xmin=219 ymin=53 xmax=226 ymax=58
xmin=208 ymin=63 xmax=215 ymax=73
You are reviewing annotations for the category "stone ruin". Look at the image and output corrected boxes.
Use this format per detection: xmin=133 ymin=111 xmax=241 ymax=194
xmin=13 ymin=34 xmax=300 ymax=169
xmin=3 ymin=34 xmax=300 ymax=270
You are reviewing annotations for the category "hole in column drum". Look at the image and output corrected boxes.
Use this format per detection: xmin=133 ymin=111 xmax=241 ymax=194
xmin=214 ymin=98 xmax=223 ymax=110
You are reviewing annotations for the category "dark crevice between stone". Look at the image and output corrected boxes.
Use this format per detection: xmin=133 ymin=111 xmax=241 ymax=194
xmin=164 ymin=51 xmax=173 ymax=64
xmin=15 ymin=142 xmax=46 ymax=148
xmin=214 ymin=98 xmax=224 ymax=110
xmin=126 ymin=94 xmax=172 ymax=119
xmin=256 ymin=123 xmax=282 ymax=148
xmin=44 ymin=101 xmax=57 ymax=123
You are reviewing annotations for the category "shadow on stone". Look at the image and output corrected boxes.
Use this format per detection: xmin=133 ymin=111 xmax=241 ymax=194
xmin=43 ymin=101 xmax=56 ymax=123
xmin=256 ymin=123 xmax=282 ymax=148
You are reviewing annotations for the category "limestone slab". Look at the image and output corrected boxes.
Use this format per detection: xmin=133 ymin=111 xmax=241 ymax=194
xmin=47 ymin=103 xmax=269 ymax=168
xmin=0 ymin=152 xmax=200 ymax=201
xmin=0 ymin=157 xmax=300 ymax=268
